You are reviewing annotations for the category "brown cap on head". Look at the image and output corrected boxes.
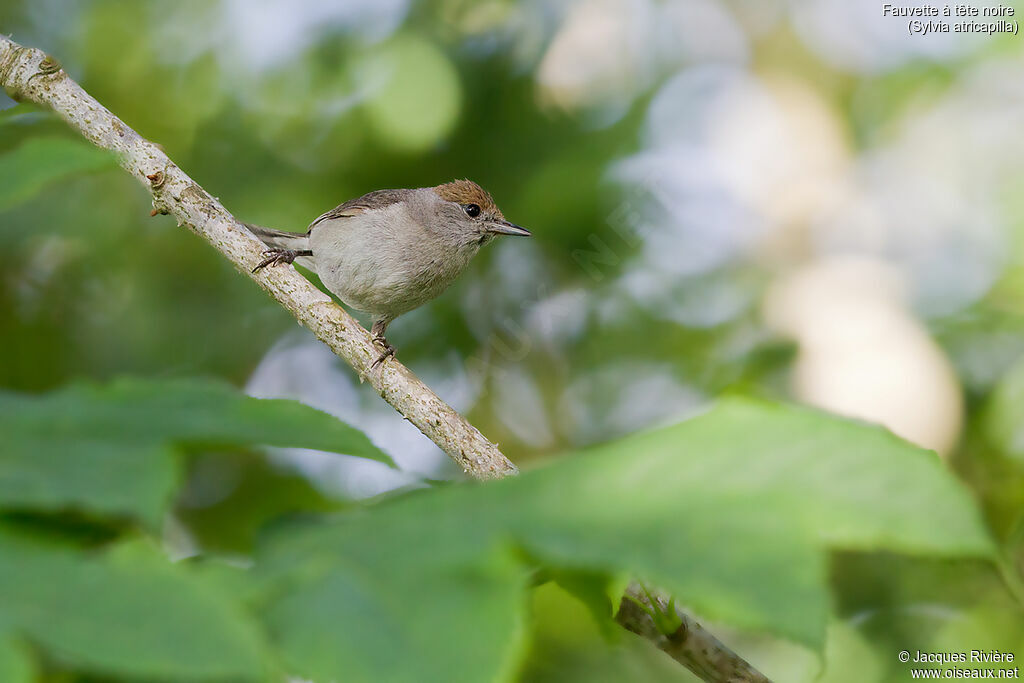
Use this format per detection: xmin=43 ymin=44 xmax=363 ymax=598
xmin=432 ymin=179 xmax=504 ymax=219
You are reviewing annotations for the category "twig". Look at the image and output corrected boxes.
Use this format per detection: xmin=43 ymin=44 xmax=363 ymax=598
xmin=617 ymin=586 xmax=772 ymax=683
xmin=0 ymin=34 xmax=772 ymax=683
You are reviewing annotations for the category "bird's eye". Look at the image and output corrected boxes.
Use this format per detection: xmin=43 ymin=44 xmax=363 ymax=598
xmin=464 ymin=204 xmax=481 ymax=218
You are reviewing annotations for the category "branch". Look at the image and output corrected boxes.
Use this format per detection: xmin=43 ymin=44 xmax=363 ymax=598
xmin=0 ymin=34 xmax=771 ymax=683
xmin=617 ymin=586 xmax=772 ymax=683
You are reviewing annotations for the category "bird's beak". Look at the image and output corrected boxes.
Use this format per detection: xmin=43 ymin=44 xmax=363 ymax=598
xmin=487 ymin=220 xmax=531 ymax=237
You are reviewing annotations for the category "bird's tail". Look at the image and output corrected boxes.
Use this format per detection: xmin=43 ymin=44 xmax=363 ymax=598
xmin=244 ymin=223 xmax=309 ymax=250
xmin=244 ymin=223 xmax=316 ymax=272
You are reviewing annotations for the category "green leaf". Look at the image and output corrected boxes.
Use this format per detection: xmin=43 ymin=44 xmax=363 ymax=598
xmin=0 ymin=529 xmax=267 ymax=681
xmin=0 ymin=437 xmax=177 ymax=527
xmin=984 ymin=355 xmax=1024 ymax=460
xmin=0 ymin=103 xmax=47 ymax=127
xmin=260 ymin=486 xmax=826 ymax=655
xmin=264 ymin=549 xmax=528 ymax=683
xmin=549 ymin=568 xmax=630 ymax=641
xmin=253 ymin=399 xmax=993 ymax=682
xmin=0 ymin=136 xmax=117 ymax=211
xmin=0 ymin=634 xmax=34 ymax=683
xmin=581 ymin=399 xmax=994 ymax=557
xmin=0 ymin=377 xmax=393 ymax=523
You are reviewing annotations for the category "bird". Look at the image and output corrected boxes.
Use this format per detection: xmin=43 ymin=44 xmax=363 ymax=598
xmin=247 ymin=179 xmax=531 ymax=368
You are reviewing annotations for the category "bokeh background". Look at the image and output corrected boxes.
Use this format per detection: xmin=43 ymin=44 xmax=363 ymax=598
xmin=2 ymin=0 xmax=1024 ymax=680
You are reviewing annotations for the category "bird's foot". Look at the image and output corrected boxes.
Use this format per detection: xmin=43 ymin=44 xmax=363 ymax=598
xmin=370 ymin=336 xmax=396 ymax=370
xmin=252 ymin=249 xmax=308 ymax=273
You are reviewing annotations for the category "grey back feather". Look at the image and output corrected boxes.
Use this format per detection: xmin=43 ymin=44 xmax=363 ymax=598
xmin=308 ymin=189 xmax=414 ymax=231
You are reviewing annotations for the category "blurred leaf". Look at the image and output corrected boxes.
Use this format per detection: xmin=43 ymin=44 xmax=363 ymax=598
xmin=175 ymin=451 xmax=346 ymax=555
xmin=0 ymin=377 xmax=393 ymax=523
xmin=186 ymin=559 xmax=269 ymax=608
xmin=594 ymin=400 xmax=993 ymax=556
xmin=0 ymin=103 xmax=48 ymax=127
xmin=0 ymin=436 xmax=177 ymax=528
xmin=984 ymin=354 xmax=1024 ymax=460
xmin=817 ymin=620 xmax=885 ymax=683
xmin=0 ymin=633 xmax=34 ymax=683
xmin=0 ymin=529 xmax=267 ymax=681
xmin=930 ymin=603 xmax=1024 ymax=662
xmin=361 ymin=35 xmax=462 ymax=152
xmin=82 ymin=1 xmax=225 ymax=149
xmin=252 ymin=399 xmax=992 ymax=682
xmin=0 ymin=136 xmax=116 ymax=211
xmin=550 ymin=568 xmax=630 ymax=641
xmin=264 ymin=547 xmax=527 ymax=683
xmin=521 ymin=582 xmax=694 ymax=683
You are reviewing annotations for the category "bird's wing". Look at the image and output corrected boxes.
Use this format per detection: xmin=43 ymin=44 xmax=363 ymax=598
xmin=307 ymin=188 xmax=414 ymax=233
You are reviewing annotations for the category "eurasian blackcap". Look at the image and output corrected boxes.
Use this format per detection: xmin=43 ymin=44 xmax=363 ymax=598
xmin=248 ymin=179 xmax=531 ymax=366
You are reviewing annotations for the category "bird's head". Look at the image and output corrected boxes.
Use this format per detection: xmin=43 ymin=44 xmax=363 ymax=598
xmin=431 ymin=179 xmax=530 ymax=246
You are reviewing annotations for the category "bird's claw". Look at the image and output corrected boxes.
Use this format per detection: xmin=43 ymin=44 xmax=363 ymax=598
xmin=252 ymin=249 xmax=297 ymax=273
xmin=370 ymin=337 xmax=396 ymax=369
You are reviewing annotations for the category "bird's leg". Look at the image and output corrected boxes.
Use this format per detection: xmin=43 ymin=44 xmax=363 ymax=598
xmin=251 ymin=249 xmax=313 ymax=273
xmin=370 ymin=318 xmax=395 ymax=369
